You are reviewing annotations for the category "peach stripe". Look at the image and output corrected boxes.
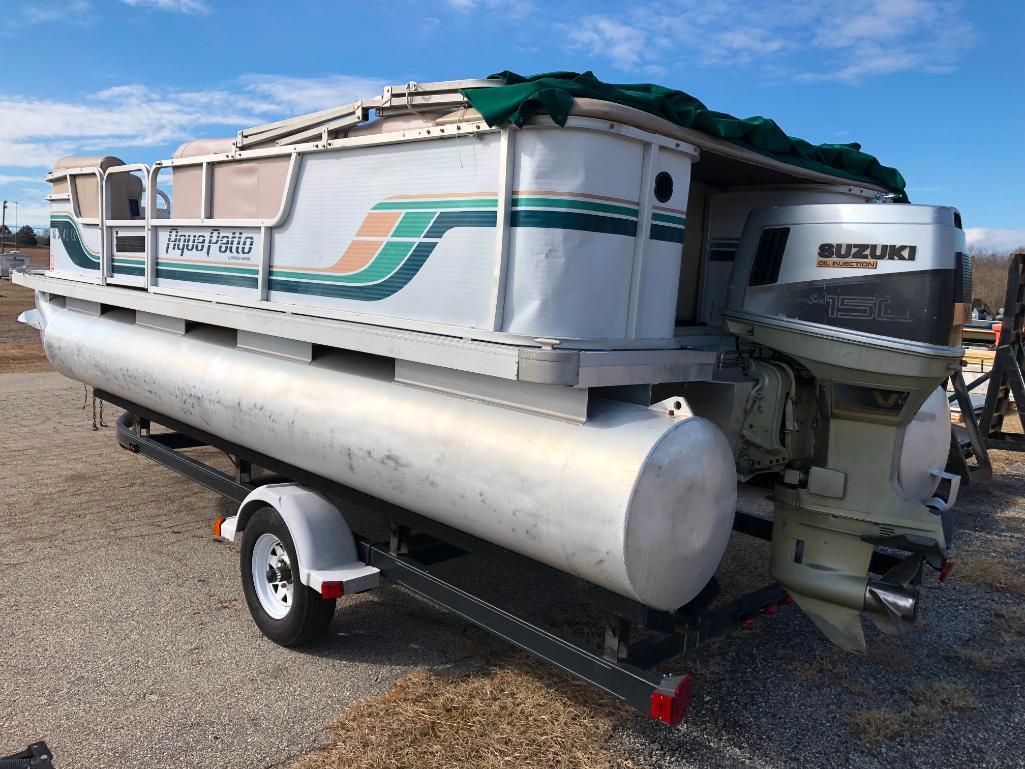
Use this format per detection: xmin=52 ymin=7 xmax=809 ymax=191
xmin=513 ymin=189 xmax=639 ymax=206
xmin=333 ymin=239 xmax=382 ymax=274
xmin=385 ymin=189 xmax=648 ymax=206
xmin=356 ymin=211 xmax=401 ymax=238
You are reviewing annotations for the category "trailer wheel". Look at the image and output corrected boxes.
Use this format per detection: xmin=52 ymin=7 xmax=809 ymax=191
xmin=240 ymin=506 xmax=336 ymax=646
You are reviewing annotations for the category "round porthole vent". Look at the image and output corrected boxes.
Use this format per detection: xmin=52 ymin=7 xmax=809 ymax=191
xmin=654 ymin=171 xmax=673 ymax=203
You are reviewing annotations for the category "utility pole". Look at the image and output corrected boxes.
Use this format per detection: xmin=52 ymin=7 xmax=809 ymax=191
xmin=1 ymin=200 xmax=6 ymax=254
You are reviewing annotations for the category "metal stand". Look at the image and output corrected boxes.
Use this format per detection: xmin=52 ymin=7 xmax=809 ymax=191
xmin=950 ymin=253 xmax=1025 ymax=479
xmin=978 ymin=253 xmax=1025 ymax=450
xmin=99 ymin=389 xmax=901 ymax=724
xmin=948 ymin=368 xmax=993 ymax=484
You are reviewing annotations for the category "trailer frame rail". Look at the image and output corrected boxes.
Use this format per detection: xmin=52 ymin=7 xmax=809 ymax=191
xmin=101 ymin=389 xmax=899 ymax=725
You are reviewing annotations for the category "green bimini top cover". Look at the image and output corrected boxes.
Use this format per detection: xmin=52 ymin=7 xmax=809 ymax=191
xmin=462 ymin=71 xmax=907 ymax=202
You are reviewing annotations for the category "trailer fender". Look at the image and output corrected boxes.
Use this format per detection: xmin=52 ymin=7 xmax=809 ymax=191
xmin=221 ymin=483 xmax=380 ymax=595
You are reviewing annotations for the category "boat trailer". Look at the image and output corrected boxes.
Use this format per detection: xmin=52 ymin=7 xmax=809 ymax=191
xmin=100 ymin=389 xmax=903 ymax=725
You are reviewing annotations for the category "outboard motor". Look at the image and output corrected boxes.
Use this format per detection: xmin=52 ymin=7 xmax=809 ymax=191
xmin=722 ymin=203 xmax=968 ymax=651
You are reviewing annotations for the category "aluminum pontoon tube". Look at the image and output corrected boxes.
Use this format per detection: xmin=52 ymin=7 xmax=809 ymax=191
xmin=35 ymin=298 xmax=737 ymax=610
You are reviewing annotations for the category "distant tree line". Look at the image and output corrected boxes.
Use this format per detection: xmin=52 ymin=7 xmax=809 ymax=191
xmin=973 ymin=245 xmax=1025 ymax=314
xmin=0 ymin=224 xmax=46 ymax=248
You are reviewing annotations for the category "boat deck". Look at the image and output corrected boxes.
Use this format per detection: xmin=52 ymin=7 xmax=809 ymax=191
xmin=15 ymin=269 xmax=724 ymax=390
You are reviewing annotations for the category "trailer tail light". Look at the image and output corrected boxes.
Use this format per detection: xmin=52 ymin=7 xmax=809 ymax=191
xmin=213 ymin=516 xmax=225 ymax=538
xmin=650 ymin=673 xmax=692 ymax=725
xmin=321 ymin=581 xmax=344 ymax=599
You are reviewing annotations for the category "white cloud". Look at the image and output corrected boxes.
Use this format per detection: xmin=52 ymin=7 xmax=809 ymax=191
xmin=556 ymin=0 xmax=975 ymax=83
xmin=0 ymin=74 xmax=387 ymax=169
xmin=16 ymin=0 xmax=92 ymax=27
xmin=0 ymin=139 xmax=78 ymax=169
xmin=562 ymin=8 xmax=794 ymax=74
xmin=118 ymin=0 xmax=210 ymax=13
xmin=3 ymin=203 xmax=52 ymax=230
xmin=239 ymin=75 xmax=389 ymax=115
xmin=443 ymin=0 xmax=533 ymax=19
xmin=565 ymin=16 xmax=648 ymax=69
xmin=966 ymin=228 xmax=1025 ymax=254
xmin=797 ymin=0 xmax=975 ymax=84
xmin=0 ymin=174 xmax=46 ymax=185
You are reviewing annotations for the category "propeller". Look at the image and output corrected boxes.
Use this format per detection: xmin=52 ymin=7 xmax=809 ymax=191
xmin=864 ymin=554 xmax=923 ymax=637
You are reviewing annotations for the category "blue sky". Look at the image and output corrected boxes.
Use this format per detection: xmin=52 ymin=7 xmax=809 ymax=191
xmin=1 ymin=0 xmax=1022 ymax=250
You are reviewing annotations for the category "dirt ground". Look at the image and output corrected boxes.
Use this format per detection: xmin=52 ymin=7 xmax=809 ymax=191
xmin=2 ymin=267 xmax=1024 ymax=769
xmin=0 ymin=247 xmax=51 ymax=372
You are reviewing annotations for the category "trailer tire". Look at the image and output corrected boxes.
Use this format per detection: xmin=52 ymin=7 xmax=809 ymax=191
xmin=240 ymin=506 xmax=336 ymax=646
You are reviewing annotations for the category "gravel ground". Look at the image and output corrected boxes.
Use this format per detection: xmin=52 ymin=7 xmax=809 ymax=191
xmin=0 ymin=371 xmax=475 ymax=768
xmin=3 ymin=271 xmax=1024 ymax=768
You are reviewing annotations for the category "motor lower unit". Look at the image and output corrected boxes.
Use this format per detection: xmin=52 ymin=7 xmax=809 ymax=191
xmin=724 ymin=203 xmax=966 ymax=650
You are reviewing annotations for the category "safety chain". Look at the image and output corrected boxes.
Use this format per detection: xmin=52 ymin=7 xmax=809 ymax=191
xmin=81 ymin=384 xmax=106 ymax=430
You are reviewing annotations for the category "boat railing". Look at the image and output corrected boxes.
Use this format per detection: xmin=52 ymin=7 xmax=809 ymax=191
xmin=234 ymin=79 xmax=498 ymax=150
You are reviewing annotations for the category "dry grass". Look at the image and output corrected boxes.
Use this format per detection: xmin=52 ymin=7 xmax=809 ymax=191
xmin=864 ymin=639 xmax=915 ymax=672
xmin=789 ymin=639 xmax=912 ymax=698
xmin=955 ymin=545 xmax=1025 ymax=597
xmin=954 ymin=533 xmax=1025 ymax=597
xmin=908 ymin=682 xmax=979 ymax=713
xmin=289 ymin=652 xmax=638 ymax=769
xmin=945 ymin=645 xmax=1007 ymax=671
xmin=848 ymin=683 xmax=978 ymax=746
xmin=997 ymin=516 xmax=1025 ymax=535
xmin=789 ymin=650 xmax=873 ymax=697
xmin=848 ymin=708 xmax=906 ymax=746
xmin=987 ymin=603 xmax=1025 ymax=635
xmin=945 ymin=604 xmax=1025 ymax=671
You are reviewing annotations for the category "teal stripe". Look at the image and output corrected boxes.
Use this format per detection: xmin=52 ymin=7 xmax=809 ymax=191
xmin=650 ymin=223 xmax=685 ymax=244
xmin=391 ymin=211 xmax=436 ymax=238
xmin=271 ymin=240 xmax=414 ymax=285
xmin=372 ymin=198 xmax=497 ymax=211
xmin=157 ymin=267 xmax=257 ymax=288
xmin=51 ymin=215 xmax=100 ymax=268
xmin=158 ymin=260 xmax=259 ymax=275
xmin=423 ymin=210 xmax=497 ymax=238
xmin=270 ymin=242 xmax=436 ymax=302
xmin=513 ymin=197 xmax=638 ymax=218
xmin=511 ymin=209 xmax=636 ymax=237
xmin=652 ymin=212 xmax=686 ymax=226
